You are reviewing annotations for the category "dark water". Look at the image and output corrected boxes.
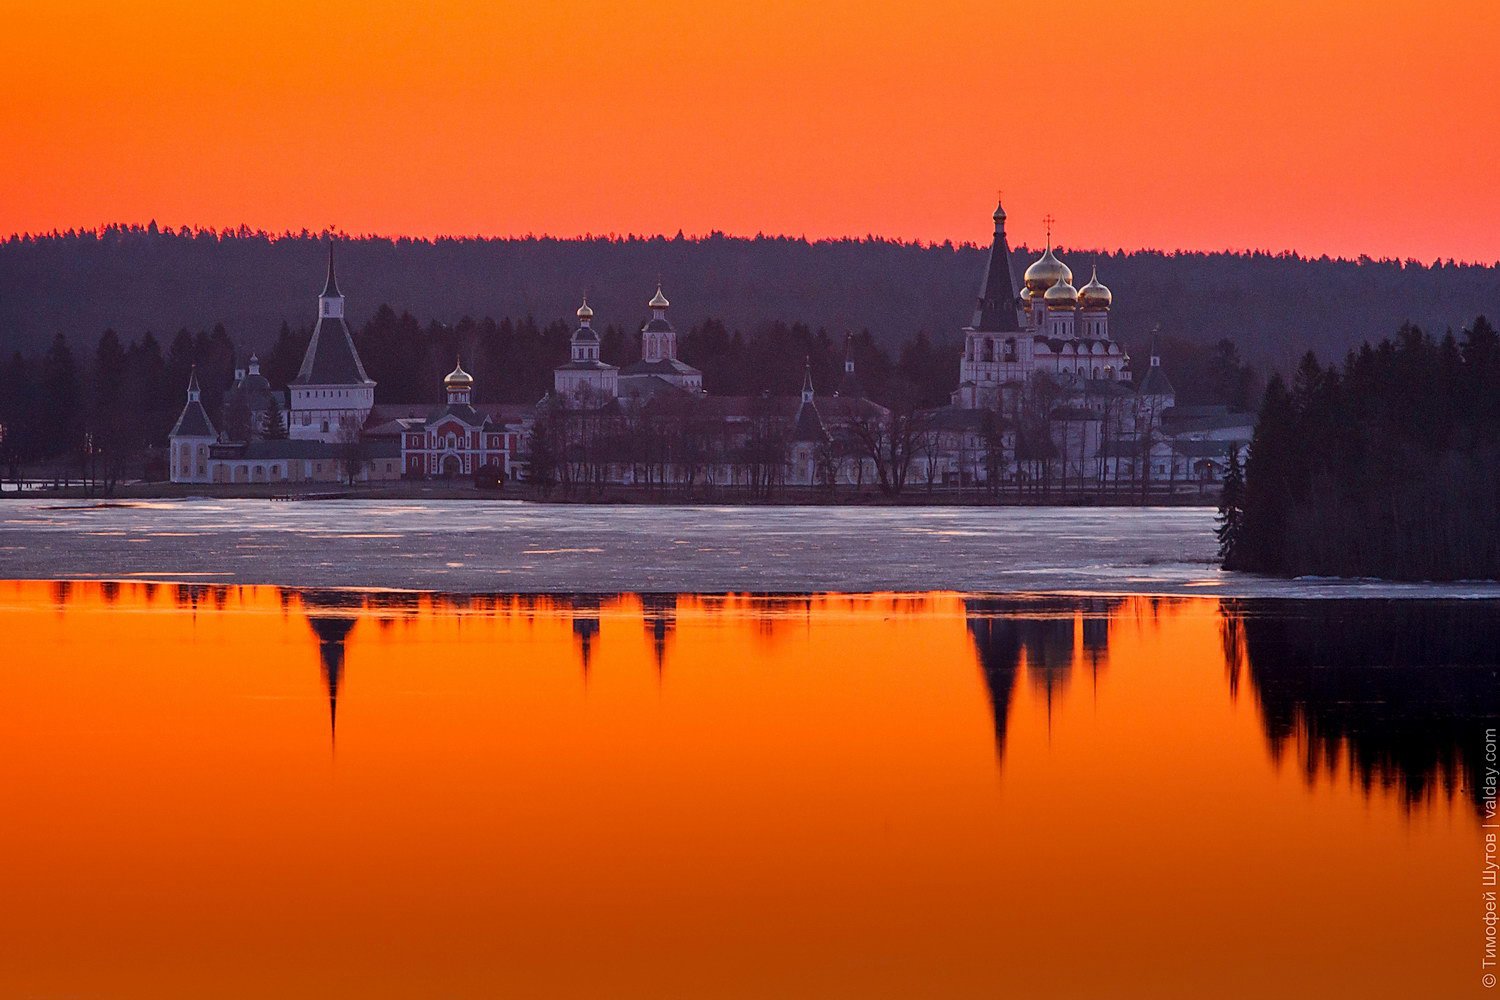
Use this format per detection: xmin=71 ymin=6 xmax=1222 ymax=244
xmin=1 ymin=580 xmax=1494 ymax=998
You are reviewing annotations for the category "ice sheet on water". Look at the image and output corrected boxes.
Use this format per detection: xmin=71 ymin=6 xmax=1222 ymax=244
xmin=0 ymin=498 xmax=1496 ymax=599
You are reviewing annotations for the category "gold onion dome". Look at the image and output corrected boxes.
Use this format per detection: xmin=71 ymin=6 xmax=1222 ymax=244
xmin=444 ymin=356 xmax=474 ymax=387
xmin=1019 ymin=286 xmax=1034 ymax=304
xmin=576 ymin=297 xmax=594 ymax=321
xmin=1044 ymin=273 xmax=1079 ymax=309
xmin=1078 ymin=266 xmax=1112 ymax=309
xmin=1024 ymin=244 xmax=1072 ymax=293
xmin=649 ymin=285 xmax=670 ymax=309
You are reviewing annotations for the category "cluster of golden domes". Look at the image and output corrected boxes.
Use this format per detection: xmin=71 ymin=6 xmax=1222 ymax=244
xmin=1022 ymin=243 xmax=1111 ymax=311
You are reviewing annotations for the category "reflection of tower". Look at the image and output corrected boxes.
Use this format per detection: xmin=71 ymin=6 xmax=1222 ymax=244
xmin=640 ymin=594 xmax=678 ymax=677
xmin=1015 ymin=613 xmax=1076 ymax=735
xmin=307 ymin=615 xmax=355 ymax=747
xmin=963 ymin=599 xmax=1024 ymax=764
xmin=570 ymin=597 xmax=603 ymax=680
xmin=1081 ymin=602 xmax=1111 ymax=702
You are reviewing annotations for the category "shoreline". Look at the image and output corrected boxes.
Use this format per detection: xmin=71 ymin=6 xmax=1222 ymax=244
xmin=5 ymin=576 xmax=1498 ymax=602
xmin=0 ymin=480 xmax=1222 ymax=507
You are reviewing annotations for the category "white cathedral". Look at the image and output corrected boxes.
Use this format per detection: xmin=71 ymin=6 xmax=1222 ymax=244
xmin=954 ymin=202 xmax=1132 ymax=407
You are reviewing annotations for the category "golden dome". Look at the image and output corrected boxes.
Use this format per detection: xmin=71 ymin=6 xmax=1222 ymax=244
xmin=1044 ymin=273 xmax=1079 ymax=309
xmin=1019 ymin=286 xmax=1033 ymax=305
xmin=444 ymin=356 xmax=474 ymax=388
xmin=576 ymin=297 xmax=594 ymax=321
xmin=1078 ymin=266 xmax=1112 ymax=310
xmin=648 ymin=284 xmax=670 ymax=309
xmin=1023 ymin=244 xmax=1072 ymax=293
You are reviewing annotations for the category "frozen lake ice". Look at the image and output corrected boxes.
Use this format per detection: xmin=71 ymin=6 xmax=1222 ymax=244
xmin=0 ymin=498 xmax=1496 ymax=597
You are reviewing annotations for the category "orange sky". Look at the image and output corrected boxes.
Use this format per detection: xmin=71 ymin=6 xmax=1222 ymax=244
xmin=3 ymin=1 xmax=1498 ymax=261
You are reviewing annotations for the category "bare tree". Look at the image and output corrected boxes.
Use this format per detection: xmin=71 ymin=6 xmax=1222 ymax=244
xmin=335 ymin=416 xmax=365 ymax=485
xmin=843 ymin=386 xmax=920 ymax=497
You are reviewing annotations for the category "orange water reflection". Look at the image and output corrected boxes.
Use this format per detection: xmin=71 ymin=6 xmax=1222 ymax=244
xmin=0 ymin=581 xmax=1488 ymax=998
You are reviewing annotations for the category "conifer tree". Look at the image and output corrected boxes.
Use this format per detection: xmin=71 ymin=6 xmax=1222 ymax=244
xmin=262 ymin=394 xmax=288 ymax=439
xmin=1216 ymin=446 xmax=1245 ymax=566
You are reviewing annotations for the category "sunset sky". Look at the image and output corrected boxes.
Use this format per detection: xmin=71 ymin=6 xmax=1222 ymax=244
xmin=3 ymin=1 xmax=1497 ymax=261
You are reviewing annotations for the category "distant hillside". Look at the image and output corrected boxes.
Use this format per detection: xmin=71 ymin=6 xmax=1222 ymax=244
xmin=2 ymin=226 xmax=1496 ymax=370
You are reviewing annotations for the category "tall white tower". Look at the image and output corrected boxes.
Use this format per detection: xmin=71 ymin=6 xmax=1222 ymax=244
xmin=288 ymin=242 xmax=377 ymax=441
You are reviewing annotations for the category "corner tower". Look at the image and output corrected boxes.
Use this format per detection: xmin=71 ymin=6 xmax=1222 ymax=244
xmin=288 ymin=242 xmax=376 ymax=441
xmin=168 ymin=368 xmax=217 ymax=483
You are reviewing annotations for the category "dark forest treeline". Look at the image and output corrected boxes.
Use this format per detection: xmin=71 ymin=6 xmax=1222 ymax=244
xmin=2 ymin=225 xmax=1495 ymax=370
xmin=0 ymin=303 xmax=1258 ymax=474
xmin=1220 ymin=317 xmax=1500 ymax=581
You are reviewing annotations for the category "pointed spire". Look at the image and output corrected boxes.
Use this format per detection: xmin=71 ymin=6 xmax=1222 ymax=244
xmin=843 ymin=332 xmax=856 ymax=374
xmin=792 ymin=358 xmax=828 ymax=442
xmin=973 ymin=200 xmax=1022 ymax=332
xmin=321 ymin=241 xmax=341 ymax=298
xmin=171 ymin=365 xmax=216 ymax=439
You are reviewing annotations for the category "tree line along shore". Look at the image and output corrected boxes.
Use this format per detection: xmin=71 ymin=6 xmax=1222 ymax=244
xmin=1217 ymin=316 xmax=1499 ymax=582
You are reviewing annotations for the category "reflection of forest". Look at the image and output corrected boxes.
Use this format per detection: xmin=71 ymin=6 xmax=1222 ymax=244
xmin=1223 ymin=599 xmax=1500 ymax=814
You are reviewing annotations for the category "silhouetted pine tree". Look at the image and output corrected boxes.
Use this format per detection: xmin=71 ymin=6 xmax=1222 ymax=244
xmin=262 ymin=394 xmax=288 ymax=439
xmin=41 ymin=334 xmax=81 ymax=460
xmin=1216 ymin=447 xmax=1245 ymax=564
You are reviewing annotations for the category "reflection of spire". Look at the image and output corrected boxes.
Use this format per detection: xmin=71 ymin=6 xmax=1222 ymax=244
xmin=571 ymin=597 xmax=603 ymax=682
xmin=1020 ymin=616 xmax=1076 ymax=743
xmin=640 ymin=594 xmax=678 ymax=679
xmin=308 ymin=616 xmax=355 ymax=750
xmin=1082 ymin=609 xmax=1108 ymax=708
xmin=963 ymin=599 xmax=1024 ymax=765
